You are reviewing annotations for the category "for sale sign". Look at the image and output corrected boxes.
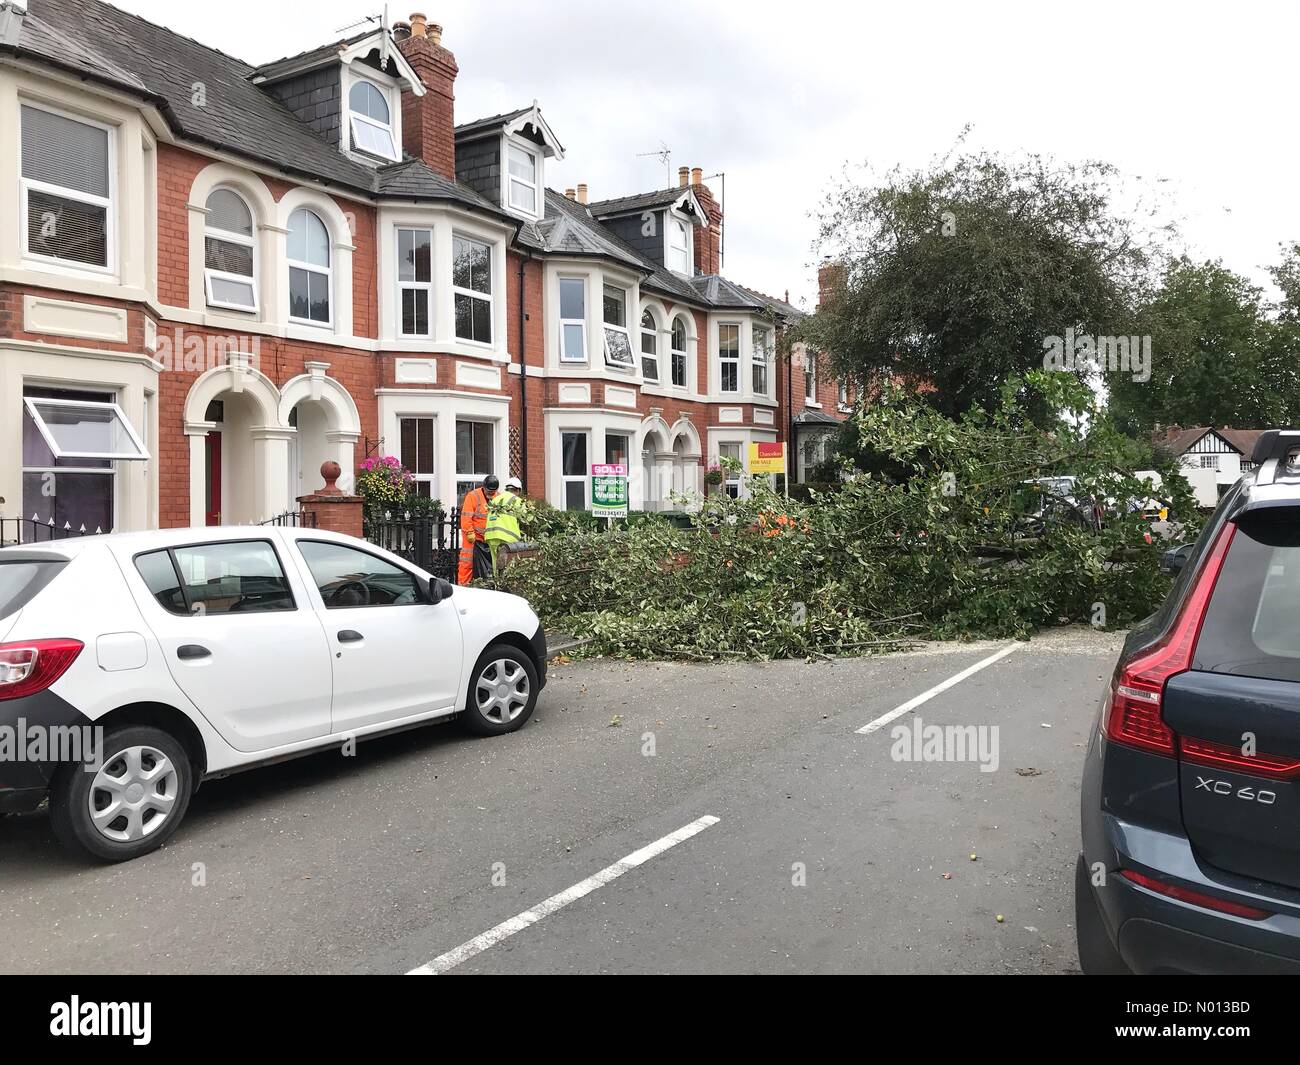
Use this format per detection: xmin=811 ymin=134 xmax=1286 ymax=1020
xmin=748 ymin=442 xmax=786 ymax=475
xmin=591 ymin=463 xmax=628 ymax=518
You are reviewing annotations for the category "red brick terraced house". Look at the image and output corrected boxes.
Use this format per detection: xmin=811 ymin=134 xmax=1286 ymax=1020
xmin=0 ymin=0 xmax=820 ymax=539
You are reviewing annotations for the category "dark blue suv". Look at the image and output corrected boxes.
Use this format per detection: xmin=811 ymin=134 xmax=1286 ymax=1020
xmin=1077 ymin=430 xmax=1300 ymax=974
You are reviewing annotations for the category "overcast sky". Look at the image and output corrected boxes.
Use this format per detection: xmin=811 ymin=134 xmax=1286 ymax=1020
xmin=109 ymin=0 xmax=1300 ymax=309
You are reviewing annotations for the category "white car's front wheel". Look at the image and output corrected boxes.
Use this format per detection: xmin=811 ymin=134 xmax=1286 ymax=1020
xmin=463 ymin=644 xmax=539 ymax=736
xmin=50 ymin=725 xmax=193 ymax=862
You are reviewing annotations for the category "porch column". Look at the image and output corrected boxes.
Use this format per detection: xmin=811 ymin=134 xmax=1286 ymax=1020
xmin=327 ymin=429 xmax=361 ymax=494
xmin=251 ymin=426 xmax=296 ymax=521
xmin=184 ymin=421 xmax=214 ymax=528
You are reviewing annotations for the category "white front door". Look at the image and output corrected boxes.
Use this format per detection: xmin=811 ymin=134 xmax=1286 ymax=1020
xmin=291 ymin=539 xmax=464 ymax=732
xmin=124 ymin=537 xmax=333 ymax=752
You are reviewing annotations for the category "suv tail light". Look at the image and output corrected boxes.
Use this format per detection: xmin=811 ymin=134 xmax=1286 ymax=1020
xmin=0 ymin=639 xmax=84 ymax=701
xmin=1103 ymin=523 xmax=1236 ymax=757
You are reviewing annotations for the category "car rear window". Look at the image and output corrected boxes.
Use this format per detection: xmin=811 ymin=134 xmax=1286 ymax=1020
xmin=0 ymin=559 xmax=67 ymax=618
xmin=1195 ymin=509 xmax=1300 ymax=682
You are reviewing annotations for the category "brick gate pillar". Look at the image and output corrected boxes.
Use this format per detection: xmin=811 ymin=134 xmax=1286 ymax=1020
xmin=297 ymin=460 xmax=364 ymax=540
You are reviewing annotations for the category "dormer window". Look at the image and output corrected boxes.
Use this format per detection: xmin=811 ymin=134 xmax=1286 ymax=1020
xmin=668 ymin=217 xmax=692 ymax=275
xmin=507 ymin=143 xmax=539 ymax=216
xmin=348 ymin=78 xmax=399 ymax=161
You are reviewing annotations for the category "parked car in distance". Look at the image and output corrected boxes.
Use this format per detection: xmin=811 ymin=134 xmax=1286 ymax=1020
xmin=1077 ymin=429 xmax=1300 ymax=973
xmin=0 ymin=527 xmax=547 ymax=862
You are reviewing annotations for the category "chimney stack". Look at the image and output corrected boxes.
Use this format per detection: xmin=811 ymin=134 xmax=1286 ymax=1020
xmin=678 ymin=166 xmax=689 ymax=188
xmin=688 ymin=167 xmax=723 ymax=276
xmin=396 ymin=12 xmax=459 ymax=181
xmin=576 ymin=183 xmax=588 ymax=205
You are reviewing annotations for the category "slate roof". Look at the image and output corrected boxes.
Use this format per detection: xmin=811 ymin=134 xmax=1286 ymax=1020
xmin=8 ymin=0 xmax=504 ymax=215
xmin=252 ymin=30 xmax=370 ymax=83
xmin=454 ymin=107 xmax=533 ymax=139
xmin=689 ymin=275 xmax=768 ymax=311
xmin=588 ymin=187 xmax=694 ymax=218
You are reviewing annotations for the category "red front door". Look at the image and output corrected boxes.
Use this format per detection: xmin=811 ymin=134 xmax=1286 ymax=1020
xmin=204 ymin=433 xmax=222 ymax=526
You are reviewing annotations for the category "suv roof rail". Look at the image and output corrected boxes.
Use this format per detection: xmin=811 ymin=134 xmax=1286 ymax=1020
xmin=1251 ymin=430 xmax=1300 ymax=486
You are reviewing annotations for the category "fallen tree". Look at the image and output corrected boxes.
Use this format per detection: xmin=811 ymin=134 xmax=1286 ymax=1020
xmin=504 ymin=373 xmax=1202 ymax=661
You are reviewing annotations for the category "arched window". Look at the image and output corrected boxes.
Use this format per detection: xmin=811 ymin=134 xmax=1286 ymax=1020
xmin=348 ymin=78 xmax=398 ymax=160
xmin=204 ymin=188 xmax=256 ymax=311
xmin=640 ymin=310 xmax=659 ymax=382
xmin=671 ymin=316 xmax=688 ymax=389
xmin=287 ymin=208 xmax=331 ymax=326
xmin=668 ymin=218 xmax=691 ymax=274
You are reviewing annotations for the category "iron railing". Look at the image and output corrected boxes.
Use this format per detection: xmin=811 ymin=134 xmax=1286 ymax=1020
xmin=0 ymin=517 xmax=107 ymax=547
xmin=364 ymin=508 xmax=460 ymax=583
xmin=259 ymin=511 xmax=319 ymax=528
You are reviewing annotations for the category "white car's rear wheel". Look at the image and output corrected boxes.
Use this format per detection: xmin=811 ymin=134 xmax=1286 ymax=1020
xmin=464 ymin=644 xmax=539 ymax=736
xmin=50 ymin=725 xmax=193 ymax=862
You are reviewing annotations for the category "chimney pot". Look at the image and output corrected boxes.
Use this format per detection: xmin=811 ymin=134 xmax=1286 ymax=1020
xmin=691 ymin=167 xmax=703 ymax=186
xmin=678 ymin=166 xmax=689 ymax=188
xmin=392 ymin=19 xmax=411 ymax=41
xmin=409 ymin=12 xmax=427 ymax=37
xmin=565 ymin=188 xmax=576 ymax=200
xmin=576 ymin=183 xmax=588 ymax=205
xmin=428 ymin=22 xmax=442 ymax=45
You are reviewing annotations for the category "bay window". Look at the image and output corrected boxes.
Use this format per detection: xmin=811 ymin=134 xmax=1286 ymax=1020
xmin=20 ymin=104 xmax=113 ymax=270
xmin=21 ymin=387 xmax=149 ymax=535
xmin=397 ymin=227 xmax=434 ymax=337
xmin=671 ymin=317 xmax=688 ymax=388
xmin=287 ymin=208 xmax=332 ymax=326
xmin=751 ymin=324 xmax=772 ymax=396
xmin=561 ymin=431 xmax=589 ymax=510
xmin=559 ymin=277 xmax=586 ymax=362
xmin=719 ymin=324 xmax=740 ymax=393
xmin=453 ymin=236 xmax=493 ymax=344
xmin=204 ymin=188 xmax=257 ymax=312
xmin=348 ymin=78 xmax=399 ymax=161
xmin=640 ymin=311 xmax=660 ymax=382
xmin=455 ymin=419 xmax=495 ymax=501
xmin=603 ymin=285 xmax=634 ymax=368
xmin=399 ymin=416 xmax=436 ymax=498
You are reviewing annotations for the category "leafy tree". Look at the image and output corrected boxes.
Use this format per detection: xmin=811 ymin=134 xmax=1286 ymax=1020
xmin=1108 ymin=257 xmax=1300 ymax=434
xmin=798 ymin=150 xmax=1160 ymax=421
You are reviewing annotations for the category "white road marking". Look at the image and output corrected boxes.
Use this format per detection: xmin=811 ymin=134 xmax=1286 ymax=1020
xmin=855 ymin=642 xmax=1022 ymax=735
xmin=407 ymin=814 xmax=721 ymax=975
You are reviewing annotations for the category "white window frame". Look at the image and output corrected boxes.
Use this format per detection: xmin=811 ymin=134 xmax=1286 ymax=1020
xmin=18 ymin=101 xmax=116 ymax=276
xmin=397 ymin=414 xmax=437 ymax=498
xmin=1200 ymin=454 xmax=1220 ymax=471
xmin=719 ymin=323 xmax=741 ymax=394
xmin=561 ymin=430 xmax=591 ymax=511
xmin=666 ymin=214 xmax=692 ymax=276
xmin=203 ymin=187 xmax=258 ymax=314
xmin=718 ymin=441 xmax=743 ymax=499
xmin=671 ymin=316 xmax=689 ymax=389
xmin=287 ymin=208 xmax=333 ymax=329
xmin=640 ymin=310 xmax=660 ymax=382
xmin=396 ymin=226 xmax=434 ymax=338
xmin=455 ymin=418 xmax=496 ymax=501
xmin=345 ymin=72 xmax=401 ymax=163
xmin=505 ymin=138 xmax=541 ymax=219
xmin=838 ymin=379 xmax=850 ymax=411
xmin=452 ymin=233 xmax=494 ymax=346
xmin=23 ymin=396 xmax=149 ymax=461
xmin=751 ymin=324 xmax=772 ymax=397
xmin=804 ymin=348 xmax=818 ymax=403
xmin=602 ymin=284 xmax=634 ymax=369
xmin=559 ymin=276 xmax=587 ymax=363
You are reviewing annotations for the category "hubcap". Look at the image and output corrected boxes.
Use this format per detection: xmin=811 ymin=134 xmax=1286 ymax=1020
xmin=87 ymin=745 xmax=178 ymax=844
xmin=475 ymin=658 xmax=530 ymax=724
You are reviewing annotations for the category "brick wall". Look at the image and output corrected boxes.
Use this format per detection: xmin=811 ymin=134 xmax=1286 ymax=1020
xmin=397 ymin=21 xmax=459 ymax=180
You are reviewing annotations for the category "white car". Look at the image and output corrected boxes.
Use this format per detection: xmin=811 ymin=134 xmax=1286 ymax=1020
xmin=0 ymin=526 xmax=547 ymax=861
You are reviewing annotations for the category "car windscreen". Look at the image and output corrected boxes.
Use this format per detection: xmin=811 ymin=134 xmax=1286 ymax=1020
xmin=1194 ymin=508 xmax=1300 ymax=682
xmin=0 ymin=559 xmax=68 ymax=618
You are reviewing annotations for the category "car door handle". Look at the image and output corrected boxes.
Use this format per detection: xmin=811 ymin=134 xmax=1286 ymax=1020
xmin=177 ymin=644 xmax=211 ymax=660
xmin=337 ymin=630 xmax=364 ymax=643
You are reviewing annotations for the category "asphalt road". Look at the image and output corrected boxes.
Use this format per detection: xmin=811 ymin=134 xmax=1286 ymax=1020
xmin=0 ymin=627 xmax=1123 ymax=974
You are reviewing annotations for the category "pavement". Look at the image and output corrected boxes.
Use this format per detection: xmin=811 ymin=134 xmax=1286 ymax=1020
xmin=0 ymin=626 xmax=1123 ymax=974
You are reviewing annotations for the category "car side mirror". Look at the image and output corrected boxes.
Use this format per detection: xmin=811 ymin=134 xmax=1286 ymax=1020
xmin=421 ymin=576 xmax=454 ymax=605
xmin=1160 ymin=543 xmax=1193 ymax=577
